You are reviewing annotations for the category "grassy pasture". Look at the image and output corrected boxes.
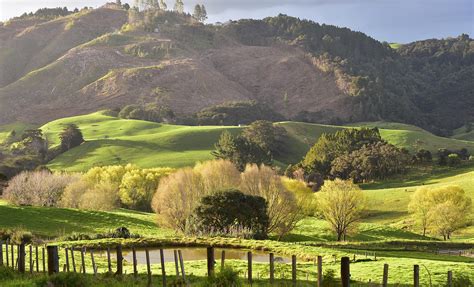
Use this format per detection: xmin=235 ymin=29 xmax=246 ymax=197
xmin=0 ymin=168 xmax=473 ymax=285
xmin=37 ymin=113 xmax=474 ymax=172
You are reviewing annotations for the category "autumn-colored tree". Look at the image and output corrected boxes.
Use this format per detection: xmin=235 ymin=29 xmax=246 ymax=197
xmin=240 ymin=164 xmax=304 ymax=239
xmin=318 ymin=179 xmax=366 ymax=241
xmin=408 ymin=186 xmax=472 ymax=240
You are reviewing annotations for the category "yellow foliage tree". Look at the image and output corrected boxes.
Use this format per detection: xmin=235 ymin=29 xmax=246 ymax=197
xmin=318 ymin=179 xmax=366 ymax=241
xmin=409 ymin=186 xmax=472 ymax=240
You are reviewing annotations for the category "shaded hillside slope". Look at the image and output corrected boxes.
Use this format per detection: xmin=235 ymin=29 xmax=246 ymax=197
xmin=40 ymin=112 xmax=474 ymax=172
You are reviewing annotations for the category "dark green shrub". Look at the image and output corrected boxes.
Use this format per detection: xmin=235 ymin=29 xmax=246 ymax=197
xmin=190 ymin=189 xmax=269 ymax=239
xmin=196 ymin=101 xmax=284 ymax=126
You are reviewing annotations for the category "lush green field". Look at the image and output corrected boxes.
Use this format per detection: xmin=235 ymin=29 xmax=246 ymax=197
xmin=35 ymin=112 xmax=474 ymax=172
xmin=1 ymin=167 xmax=473 ymax=285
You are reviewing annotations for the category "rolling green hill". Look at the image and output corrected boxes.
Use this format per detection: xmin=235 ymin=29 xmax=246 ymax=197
xmin=452 ymin=124 xmax=474 ymax=141
xmin=36 ymin=112 xmax=474 ymax=172
xmin=0 ymin=122 xmax=34 ymax=143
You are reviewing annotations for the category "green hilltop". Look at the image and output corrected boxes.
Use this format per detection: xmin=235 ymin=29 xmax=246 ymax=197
xmin=37 ymin=111 xmax=474 ymax=172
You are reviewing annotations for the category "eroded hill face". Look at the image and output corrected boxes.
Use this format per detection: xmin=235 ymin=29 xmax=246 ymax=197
xmin=0 ymin=8 xmax=472 ymax=134
xmin=0 ymin=8 xmax=351 ymax=126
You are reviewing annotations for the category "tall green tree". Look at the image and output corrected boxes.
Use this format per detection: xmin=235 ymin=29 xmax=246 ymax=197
xmin=212 ymin=131 xmax=271 ymax=171
xmin=242 ymin=120 xmax=286 ymax=156
xmin=59 ymin=124 xmax=84 ymax=152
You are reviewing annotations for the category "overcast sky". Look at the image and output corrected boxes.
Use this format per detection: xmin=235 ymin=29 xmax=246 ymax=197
xmin=0 ymin=0 xmax=472 ymax=43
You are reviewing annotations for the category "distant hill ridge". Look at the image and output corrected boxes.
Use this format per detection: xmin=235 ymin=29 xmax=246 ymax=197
xmin=0 ymin=6 xmax=472 ymax=135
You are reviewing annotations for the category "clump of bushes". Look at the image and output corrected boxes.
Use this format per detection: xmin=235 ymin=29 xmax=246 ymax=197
xmin=0 ymin=228 xmax=34 ymax=244
xmin=3 ymin=170 xmax=79 ymax=207
xmin=438 ymin=148 xmax=471 ymax=166
xmin=61 ymin=164 xmax=172 ymax=211
xmin=118 ymin=103 xmax=175 ymax=123
xmin=153 ymin=160 xmax=305 ymax=239
xmin=189 ymin=189 xmax=269 ymax=239
xmin=296 ymin=128 xmax=410 ymax=184
xmin=4 ymin=165 xmax=173 ymax=212
xmin=196 ymin=101 xmax=284 ymax=126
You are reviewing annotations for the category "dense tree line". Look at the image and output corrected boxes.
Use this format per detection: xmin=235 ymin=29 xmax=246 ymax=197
xmin=118 ymin=103 xmax=175 ymax=123
xmin=0 ymin=125 xmax=84 ymax=179
xmin=16 ymin=7 xmax=76 ymax=20
xmin=289 ymin=128 xmax=410 ymax=185
xmin=218 ymin=16 xmax=473 ymax=135
xmin=196 ymin=101 xmax=284 ymax=126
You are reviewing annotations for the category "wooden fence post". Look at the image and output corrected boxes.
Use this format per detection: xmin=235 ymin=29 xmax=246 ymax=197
xmin=414 ymin=265 xmax=419 ymax=287
xmin=65 ymin=248 xmax=69 ymax=272
xmin=42 ymin=247 xmax=46 ymax=273
xmin=317 ymin=256 xmax=323 ymax=287
xmin=35 ymin=245 xmax=39 ymax=272
xmin=81 ymin=247 xmax=86 ymax=274
xmin=70 ymin=248 xmax=76 ymax=273
xmin=106 ymin=247 xmax=112 ymax=273
xmin=116 ymin=245 xmax=123 ymax=276
xmin=382 ymin=264 xmax=389 ymax=287
xmin=178 ymin=250 xmax=186 ymax=283
xmin=160 ymin=249 xmax=167 ymax=287
xmin=0 ymin=241 xmax=3 ymax=266
xmin=248 ymin=251 xmax=253 ymax=285
xmin=207 ymin=247 xmax=215 ymax=277
xmin=269 ymin=253 xmax=274 ymax=285
xmin=132 ymin=247 xmax=138 ymax=278
xmin=29 ymin=245 xmax=33 ymax=273
xmin=18 ymin=244 xmax=26 ymax=273
xmin=47 ymin=246 xmax=59 ymax=275
xmin=173 ymin=250 xmax=180 ymax=276
xmin=145 ymin=249 xmax=152 ymax=285
xmin=341 ymin=257 xmax=350 ymax=287
xmin=5 ymin=239 xmax=9 ymax=267
xmin=91 ymin=251 xmax=97 ymax=276
xmin=292 ymin=255 xmax=297 ymax=286
xmin=221 ymin=250 xmax=225 ymax=269
xmin=11 ymin=243 xmax=14 ymax=269
xmin=447 ymin=271 xmax=453 ymax=287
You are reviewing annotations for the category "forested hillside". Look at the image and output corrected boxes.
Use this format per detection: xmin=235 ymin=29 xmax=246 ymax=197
xmin=0 ymin=6 xmax=472 ymax=135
